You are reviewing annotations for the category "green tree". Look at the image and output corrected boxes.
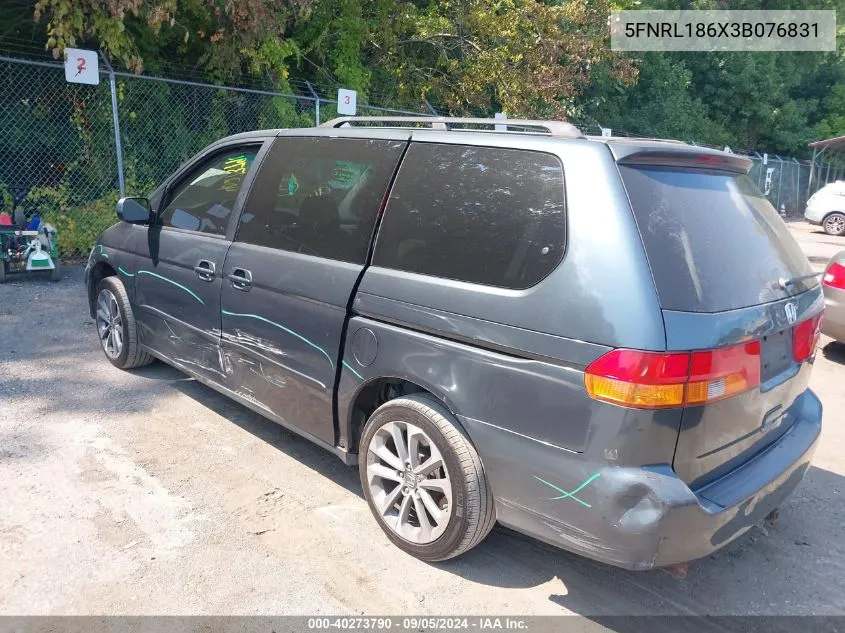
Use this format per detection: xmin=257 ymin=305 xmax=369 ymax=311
xmin=585 ymin=52 xmax=727 ymax=143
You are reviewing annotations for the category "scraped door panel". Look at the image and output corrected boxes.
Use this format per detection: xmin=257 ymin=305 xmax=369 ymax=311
xmin=220 ymin=246 xmax=362 ymax=445
xmin=134 ymin=229 xmax=229 ymax=384
xmin=132 ymin=144 xmax=261 ymax=384
xmin=220 ymin=135 xmax=407 ymax=445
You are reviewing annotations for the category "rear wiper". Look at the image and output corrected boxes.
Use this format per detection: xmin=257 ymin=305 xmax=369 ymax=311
xmin=777 ymin=272 xmax=823 ymax=290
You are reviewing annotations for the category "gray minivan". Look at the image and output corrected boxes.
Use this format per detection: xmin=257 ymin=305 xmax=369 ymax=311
xmin=85 ymin=117 xmax=823 ymax=570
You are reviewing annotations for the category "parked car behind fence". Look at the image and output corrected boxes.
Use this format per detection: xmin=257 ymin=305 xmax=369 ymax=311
xmin=805 ymin=180 xmax=845 ymax=236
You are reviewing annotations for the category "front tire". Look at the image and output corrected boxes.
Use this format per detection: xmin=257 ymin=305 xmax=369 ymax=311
xmin=358 ymin=394 xmax=495 ymax=562
xmin=94 ymin=276 xmax=154 ymax=369
xmin=823 ymin=212 xmax=845 ymax=236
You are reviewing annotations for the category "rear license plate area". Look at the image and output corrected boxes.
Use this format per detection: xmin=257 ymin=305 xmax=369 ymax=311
xmin=760 ymin=328 xmax=793 ymax=382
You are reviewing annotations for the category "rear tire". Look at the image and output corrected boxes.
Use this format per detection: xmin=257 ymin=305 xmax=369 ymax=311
xmin=823 ymin=212 xmax=845 ymax=236
xmin=94 ymin=276 xmax=154 ymax=369
xmin=358 ymin=394 xmax=495 ymax=562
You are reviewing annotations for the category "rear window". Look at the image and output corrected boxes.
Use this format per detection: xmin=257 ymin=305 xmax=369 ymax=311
xmin=373 ymin=143 xmax=565 ymax=289
xmin=620 ymin=166 xmax=814 ymax=313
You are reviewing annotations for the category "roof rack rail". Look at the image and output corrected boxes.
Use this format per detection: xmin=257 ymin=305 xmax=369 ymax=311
xmin=320 ymin=116 xmax=584 ymax=139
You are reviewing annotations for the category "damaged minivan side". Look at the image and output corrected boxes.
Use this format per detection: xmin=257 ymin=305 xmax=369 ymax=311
xmin=85 ymin=117 xmax=823 ymax=569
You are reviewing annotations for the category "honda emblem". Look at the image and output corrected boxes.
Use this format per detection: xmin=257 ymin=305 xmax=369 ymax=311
xmin=784 ymin=302 xmax=798 ymax=324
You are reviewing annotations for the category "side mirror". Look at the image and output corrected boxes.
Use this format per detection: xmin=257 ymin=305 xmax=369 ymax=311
xmin=116 ymin=197 xmax=152 ymax=224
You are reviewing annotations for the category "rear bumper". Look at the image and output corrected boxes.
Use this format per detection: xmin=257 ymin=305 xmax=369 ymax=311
xmin=804 ymin=207 xmax=823 ymax=225
xmin=475 ymin=389 xmax=821 ymax=570
xmin=822 ymin=285 xmax=845 ymax=343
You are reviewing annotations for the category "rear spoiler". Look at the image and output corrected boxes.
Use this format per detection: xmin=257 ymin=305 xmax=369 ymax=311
xmin=615 ymin=148 xmax=752 ymax=174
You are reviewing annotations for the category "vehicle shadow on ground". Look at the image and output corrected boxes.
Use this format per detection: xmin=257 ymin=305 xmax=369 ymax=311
xmin=821 ymin=340 xmax=845 ymax=365
xmin=809 ymin=230 xmax=845 ymax=244
xmin=134 ymin=362 xmax=364 ymax=496
xmin=141 ymin=363 xmax=845 ymax=619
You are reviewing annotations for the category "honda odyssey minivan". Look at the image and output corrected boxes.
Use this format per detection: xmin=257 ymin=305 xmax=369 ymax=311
xmin=85 ymin=117 xmax=823 ymax=569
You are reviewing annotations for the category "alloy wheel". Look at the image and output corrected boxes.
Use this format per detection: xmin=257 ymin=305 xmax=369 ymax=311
xmin=96 ymin=288 xmax=124 ymax=359
xmin=365 ymin=420 xmax=453 ymax=544
xmin=825 ymin=214 xmax=845 ymax=235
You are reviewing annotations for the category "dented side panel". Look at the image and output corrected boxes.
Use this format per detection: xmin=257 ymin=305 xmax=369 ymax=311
xmin=338 ymin=316 xmax=820 ymax=569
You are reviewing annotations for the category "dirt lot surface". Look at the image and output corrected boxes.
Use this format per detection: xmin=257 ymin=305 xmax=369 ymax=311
xmin=1 ymin=222 xmax=844 ymax=617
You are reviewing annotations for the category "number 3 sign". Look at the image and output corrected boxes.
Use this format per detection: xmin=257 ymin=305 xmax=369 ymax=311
xmin=337 ymin=88 xmax=357 ymax=116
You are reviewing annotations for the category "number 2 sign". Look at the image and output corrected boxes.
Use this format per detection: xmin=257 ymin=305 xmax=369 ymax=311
xmin=64 ymin=48 xmax=99 ymax=85
xmin=337 ymin=88 xmax=357 ymax=116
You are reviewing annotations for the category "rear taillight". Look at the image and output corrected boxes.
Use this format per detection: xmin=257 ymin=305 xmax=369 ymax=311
xmin=585 ymin=341 xmax=761 ymax=409
xmin=686 ymin=341 xmax=761 ymax=405
xmin=583 ymin=350 xmax=690 ymax=409
xmin=823 ymin=262 xmax=845 ymax=290
xmin=793 ymin=313 xmax=823 ymax=362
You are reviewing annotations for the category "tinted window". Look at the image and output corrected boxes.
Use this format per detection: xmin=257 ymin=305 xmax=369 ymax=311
xmin=373 ymin=144 xmax=565 ymax=289
xmin=620 ymin=166 xmax=814 ymax=312
xmin=159 ymin=148 xmax=258 ymax=235
xmin=237 ymin=137 xmax=406 ymax=264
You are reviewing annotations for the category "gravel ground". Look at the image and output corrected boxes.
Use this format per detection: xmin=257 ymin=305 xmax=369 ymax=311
xmin=1 ymin=222 xmax=844 ymax=617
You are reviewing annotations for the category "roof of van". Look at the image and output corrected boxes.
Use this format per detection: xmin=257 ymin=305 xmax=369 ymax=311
xmin=212 ymin=119 xmax=751 ymax=173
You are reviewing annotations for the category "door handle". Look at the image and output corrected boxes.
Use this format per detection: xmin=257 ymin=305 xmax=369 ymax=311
xmin=194 ymin=259 xmax=216 ymax=281
xmin=228 ymin=268 xmax=252 ymax=291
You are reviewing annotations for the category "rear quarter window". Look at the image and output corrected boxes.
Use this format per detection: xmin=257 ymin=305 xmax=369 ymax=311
xmin=620 ymin=166 xmax=814 ymax=313
xmin=373 ymin=143 xmax=566 ymax=289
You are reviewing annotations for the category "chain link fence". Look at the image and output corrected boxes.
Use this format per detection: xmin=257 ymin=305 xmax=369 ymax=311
xmin=0 ymin=57 xmax=120 ymax=255
xmin=116 ymin=75 xmax=318 ymax=195
xmin=0 ymin=53 xmax=433 ymax=256
xmin=0 ymin=52 xmax=834 ymax=256
xmin=741 ymin=153 xmax=817 ymax=217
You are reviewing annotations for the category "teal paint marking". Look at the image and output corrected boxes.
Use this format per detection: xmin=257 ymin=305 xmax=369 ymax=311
xmin=136 ymin=270 xmax=204 ymax=305
xmin=118 ymin=266 xmax=134 ymax=277
xmin=534 ymin=472 xmax=601 ymax=508
xmin=222 ymin=309 xmax=334 ymax=368
xmin=342 ymin=360 xmax=364 ymax=380
xmin=98 ymin=245 xmax=109 ymax=259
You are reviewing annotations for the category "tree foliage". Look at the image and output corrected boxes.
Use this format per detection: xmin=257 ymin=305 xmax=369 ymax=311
xmin=374 ymin=0 xmax=635 ymax=115
xmin=9 ymin=0 xmax=845 ymax=154
xmin=27 ymin=0 xmax=635 ymax=115
xmin=33 ymin=0 xmax=306 ymax=79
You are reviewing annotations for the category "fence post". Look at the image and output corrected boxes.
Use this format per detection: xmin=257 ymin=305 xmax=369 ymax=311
xmin=305 ymin=82 xmax=320 ymax=125
xmin=99 ymin=52 xmax=125 ymax=198
xmin=808 ymin=147 xmax=818 ymax=199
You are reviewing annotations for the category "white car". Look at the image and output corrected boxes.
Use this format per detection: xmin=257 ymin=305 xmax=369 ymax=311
xmin=805 ymin=180 xmax=845 ymax=236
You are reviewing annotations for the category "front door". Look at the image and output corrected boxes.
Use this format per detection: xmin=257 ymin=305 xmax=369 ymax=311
xmin=220 ymin=134 xmax=407 ymax=446
xmin=132 ymin=144 xmax=262 ymax=385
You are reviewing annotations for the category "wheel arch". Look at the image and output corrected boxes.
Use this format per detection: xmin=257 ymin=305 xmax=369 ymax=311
xmin=345 ymin=375 xmax=462 ymax=459
xmin=88 ymin=261 xmax=117 ymax=317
